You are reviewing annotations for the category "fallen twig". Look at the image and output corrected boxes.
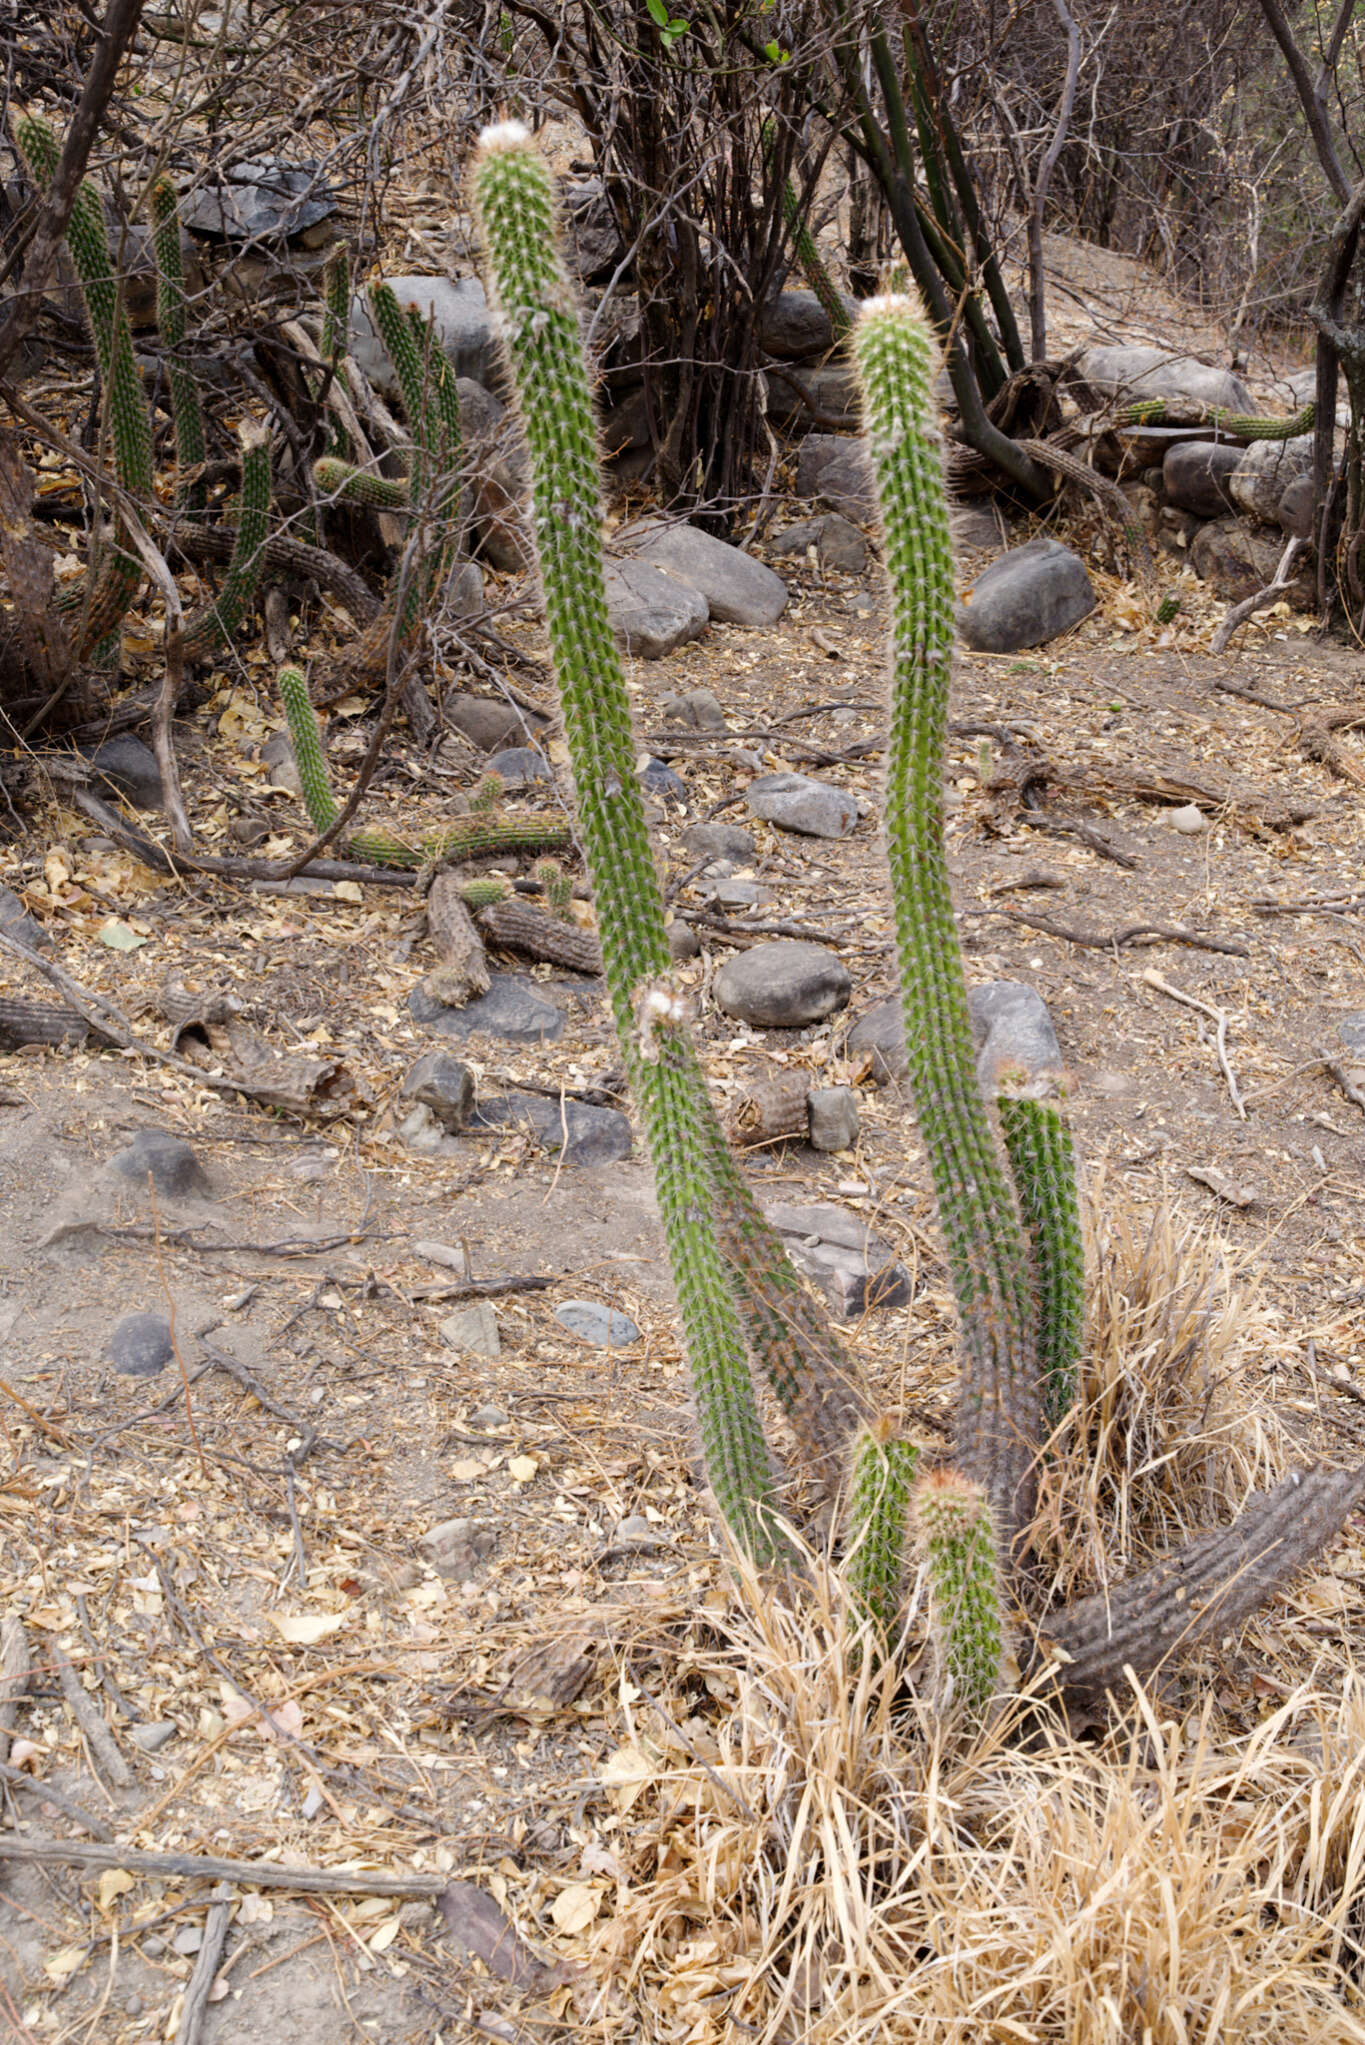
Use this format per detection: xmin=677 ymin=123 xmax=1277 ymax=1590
xmin=0 ymin=1761 xmax=113 ymax=1840
xmin=53 ymin=1647 xmax=132 ymax=1790
xmin=175 ymin=1892 xmax=233 ymax=2045
xmin=968 ymin=907 xmax=1248 ymax=956
xmin=1211 ymin=535 xmax=1309 ymax=652
xmin=1141 ymin=968 xmax=1247 ymax=1119
xmin=0 ymin=1837 xmax=448 ymax=1896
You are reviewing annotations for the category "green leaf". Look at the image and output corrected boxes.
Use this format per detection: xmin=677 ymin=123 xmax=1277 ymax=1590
xmin=646 ymin=0 xmax=668 ymax=25
xmin=98 ymin=918 xmax=146 ymax=952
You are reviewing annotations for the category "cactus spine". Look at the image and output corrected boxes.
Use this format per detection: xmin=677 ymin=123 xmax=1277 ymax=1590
xmin=181 ymin=423 xmax=271 ymax=659
xmin=149 ymin=175 xmax=207 ymax=509
xmin=851 ymin=296 xmax=1039 ymax=1553
xmin=473 ymin=122 xmax=792 ymax=1561
xmin=845 ymin=1423 xmax=920 ymax=1646
xmin=913 ymin=1467 xmax=1005 ymax=1715
xmin=998 ymin=1096 xmax=1085 ymax=1430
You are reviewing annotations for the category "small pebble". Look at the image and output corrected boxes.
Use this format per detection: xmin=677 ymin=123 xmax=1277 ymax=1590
xmin=611 ymin=1514 xmax=667 ymax=1550
xmin=300 ymin=1784 xmax=325 ymax=1820
xmin=129 ymin=1721 xmax=178 ymax=1754
xmin=1169 ymin=803 xmax=1207 ymax=835
xmin=440 ymin=1303 xmax=501 ymax=1359
xmin=469 ymin=1403 xmax=510 ymax=1431
xmin=555 ymin=1300 xmax=640 ymax=1348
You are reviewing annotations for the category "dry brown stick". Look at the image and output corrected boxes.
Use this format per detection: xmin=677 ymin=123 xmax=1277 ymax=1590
xmin=1141 ymin=968 xmax=1247 ymax=1119
xmin=0 ymin=1838 xmax=449 ymax=1897
xmin=967 ymin=907 xmax=1249 ymax=957
xmin=0 ymin=1374 xmax=75 ymax=1446
xmin=53 ymin=1648 xmax=132 ymax=1790
xmin=0 ymin=1620 xmax=30 ymax=1766
xmin=1211 ymin=535 xmax=1309 ymax=652
xmin=1298 ymin=709 xmax=1365 ymax=786
xmin=1019 ymin=814 xmax=1140 ymax=868
xmin=175 ymin=1892 xmax=233 ymax=2045
xmin=0 ymin=1761 xmax=113 ymax=1840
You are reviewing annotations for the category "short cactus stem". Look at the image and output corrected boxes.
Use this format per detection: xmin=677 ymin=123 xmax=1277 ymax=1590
xmin=998 ymin=1095 xmax=1084 ymax=1431
xmin=845 ymin=1422 xmax=920 ymax=1647
xmin=181 ymin=423 xmax=272 ymax=660
xmin=149 ymin=175 xmax=207 ymax=509
xmin=320 ymin=245 xmax=351 ymax=364
xmin=782 ymin=183 xmax=849 ymax=340
xmin=278 ymin=665 xmax=339 ymax=833
xmin=368 ymin=282 xmax=432 ymax=504
xmin=313 ymin=457 xmax=411 ymax=511
xmin=912 ymin=1466 xmax=1005 ymax=1715
xmin=474 ymin=120 xmax=788 ymax=1562
xmin=851 ymin=295 xmax=1039 ymax=1551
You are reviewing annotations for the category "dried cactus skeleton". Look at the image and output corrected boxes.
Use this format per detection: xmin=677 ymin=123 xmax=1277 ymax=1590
xmin=467 ymin=119 xmax=1365 ymax=1729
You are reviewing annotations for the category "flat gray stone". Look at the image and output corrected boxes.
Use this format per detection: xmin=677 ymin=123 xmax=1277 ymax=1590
xmin=1080 ymin=346 xmax=1257 ymax=420
xmin=401 ymin=1052 xmax=474 ymax=1132
xmin=1189 ymin=517 xmax=1313 ymax=604
xmin=766 ymin=361 xmax=859 ymax=429
xmin=410 ymin=974 xmax=563 ymax=1044
xmin=667 ymin=921 xmax=701 ymax=960
xmin=795 ymin=435 xmax=876 ymax=522
xmin=555 ymin=1300 xmax=640 ymax=1348
xmin=422 ymin=1517 xmax=498 ymax=1577
xmin=846 ymin=996 xmax=907 ymax=1084
xmin=87 ymin=736 xmax=162 ymax=811
xmin=769 ymin=513 xmax=867 ymax=575
xmin=1229 ymin=435 xmax=1314 ymax=524
xmin=446 ymin=695 xmax=539 ymax=751
xmin=485 ymin=745 xmax=550 ymax=789
xmin=968 ymin=981 xmax=1065 ymax=1094
xmin=747 ymin=770 xmax=857 ymax=839
xmin=1163 ymin=439 xmax=1243 ymax=517
xmin=469 ymin=1402 xmax=510 ymax=1430
xmin=604 ymin=559 xmax=709 ymax=658
xmin=181 ymin=158 xmax=335 ymax=242
xmin=0 ymin=887 xmax=49 ymax=951
xmin=1278 ymin=472 xmax=1316 ymax=538
xmin=106 ymin=1312 xmax=173 ymax=1378
xmin=440 ymin=1303 xmax=500 ymax=1358
xmin=807 ymin=1086 xmax=860 ymax=1152
xmin=714 ymin=941 xmax=851 ymax=1028
xmin=631 ymin=524 xmax=788 ymax=627
xmin=349 ymin=275 xmax=497 ymax=392
xmin=959 ymin=537 xmax=1095 ymax=653
xmin=110 ymin=1129 xmax=210 ymax=1198
xmin=129 ymin=1721 xmax=178 ymax=1753
xmin=660 ymin=687 xmax=727 ymax=731
xmin=758 ymin=289 xmax=855 ymax=360
xmin=763 ymin=1201 xmax=912 ymax=1320
xmin=682 ymin=822 xmax=755 ymax=864
xmin=471 ymin=1092 xmax=631 ymax=1166
xmin=640 ymin=757 xmax=688 ymax=804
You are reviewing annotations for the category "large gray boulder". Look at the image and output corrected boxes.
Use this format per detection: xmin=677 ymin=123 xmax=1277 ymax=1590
xmin=1080 ymin=346 xmax=1256 ymax=420
xmin=603 ymin=560 xmax=709 ymax=657
xmin=714 ymin=942 xmax=851 ymax=1028
xmin=630 ymin=524 xmax=788 ymax=627
xmin=1163 ymin=440 xmax=1242 ymax=517
xmin=350 ymin=276 xmax=498 ymax=393
xmin=746 ymin=771 xmax=858 ymax=839
xmin=968 ymin=982 xmax=1065 ymax=1094
xmin=1228 ymin=434 xmax=1314 ymax=524
xmin=759 ymin=289 xmax=856 ymax=360
xmin=766 ymin=362 xmax=859 ymax=429
xmin=795 ymin=435 xmax=877 ymax=522
xmin=958 ymin=537 xmax=1095 ymax=652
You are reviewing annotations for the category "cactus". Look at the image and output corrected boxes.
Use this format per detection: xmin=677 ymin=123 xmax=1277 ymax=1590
xmin=781 ymin=180 xmax=850 ymax=341
xmin=850 ymin=296 xmax=1040 ymax=1555
xmin=314 ymin=457 xmax=411 ymax=511
xmin=845 ymin=1423 xmax=920 ymax=1646
xmin=15 ymin=110 xmax=154 ymax=655
xmin=149 ymin=175 xmax=207 ymax=510
xmin=181 ymin=422 xmax=271 ymax=660
xmin=535 ymin=859 xmax=574 ymax=918
xmin=1117 ymin=398 xmax=1314 ymax=441
xmin=320 ymin=245 xmax=352 ymax=366
xmin=998 ymin=1096 xmax=1085 ymax=1431
xmin=913 ymin=1467 xmax=1005 ymax=1715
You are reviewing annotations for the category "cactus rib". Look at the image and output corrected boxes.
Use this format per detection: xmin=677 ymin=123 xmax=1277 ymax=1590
xmin=1117 ymin=398 xmax=1314 ymax=440
xmin=313 ymin=457 xmax=411 ymax=511
xmin=998 ymin=1096 xmax=1085 ymax=1431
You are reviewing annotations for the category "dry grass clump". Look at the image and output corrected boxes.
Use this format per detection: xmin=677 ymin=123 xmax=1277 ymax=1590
xmin=581 ymin=1560 xmax=1365 ymax=2043
xmin=1032 ymin=1169 xmax=1289 ymax=1606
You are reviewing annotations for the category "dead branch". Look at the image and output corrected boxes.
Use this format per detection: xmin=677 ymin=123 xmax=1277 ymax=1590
xmin=0 ymin=1837 xmax=448 ymax=1896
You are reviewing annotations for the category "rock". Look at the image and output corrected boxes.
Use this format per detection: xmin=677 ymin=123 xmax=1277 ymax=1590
xmin=667 ymin=920 xmax=701 ymax=961
xmin=640 ymin=757 xmax=687 ymax=804
xmin=1169 ymin=803 xmax=1207 ymax=835
xmin=554 ymin=1300 xmax=640 ymax=1347
xmin=968 ymin=980 xmax=1065 ymax=1094
xmin=86 ymin=736 xmax=162 ymax=811
xmin=766 ymin=361 xmax=860 ymax=429
xmin=630 ymin=523 xmax=788 ymax=627
xmin=440 ymin=1303 xmax=500 ymax=1358
xmin=763 ymin=1201 xmax=913 ymax=1320
xmin=959 ymin=537 xmax=1095 ymax=653
xmin=0 ymin=887 xmax=49 ymax=951
xmin=106 ymin=1312 xmax=173 ymax=1378
xmin=415 ymin=1240 xmax=472 ymax=1275
xmin=682 ymin=821 xmax=755 ymax=863
xmin=471 ymin=1092 xmax=632 ymax=1166
xmin=714 ymin=941 xmax=851 ymax=1028
xmin=1189 ymin=517 xmax=1314 ymax=604
xmin=110 ymin=1129 xmax=210 ymax=1198
xmin=1338 ymin=1014 xmax=1365 ymax=1055
xmin=398 ymin=1103 xmax=450 ymax=1155
xmin=447 ymin=559 xmax=484 ymax=618
xmin=260 ymin=730 xmax=301 ymax=793
xmin=1277 ymin=472 xmax=1316 ymax=538
xmin=349 ymin=276 xmax=497 ymax=393
xmin=758 ymin=289 xmax=856 ymax=360
xmin=601 ymin=384 xmax=651 ymax=456
xmin=795 ymin=435 xmax=876 ymax=522
xmin=611 ymin=1513 xmax=667 ymax=1550
xmin=1228 ymin=435 xmax=1314 ymax=524
xmin=129 ymin=1721 xmax=178 ymax=1753
xmin=485 ymin=745 xmax=550 ymax=789
xmin=401 ymin=1052 xmax=474 ymax=1132
xmin=746 ymin=770 xmax=857 ymax=839
xmin=807 ymin=1086 xmax=860 ymax=1152
xmin=1162 ymin=440 xmax=1243 ymax=517
xmin=846 ymin=996 xmax=907 ymax=1084
xmin=660 ymin=687 xmax=727 ymax=730
xmin=471 ymin=453 xmax=533 ymax=574
xmin=410 ymin=974 xmax=563 ymax=1044
xmin=469 ymin=1403 xmax=510 ymax=1430
xmin=769 ymin=513 xmax=867 ymax=575
xmin=562 ymin=177 xmax=624 ymax=281
xmin=181 ymin=158 xmax=336 ymax=243
xmin=603 ymin=559 xmax=709 ymax=658
xmin=949 ymin=504 xmax=1006 ymax=552
xmin=446 ymin=695 xmax=540 ymax=751
xmin=173 ymin=1925 xmax=204 ymax=1958
xmin=1079 ymin=346 xmax=1257 ymax=420
xmin=422 ymin=1517 xmax=498 ymax=1577
xmin=454 ymin=376 xmax=505 ymax=442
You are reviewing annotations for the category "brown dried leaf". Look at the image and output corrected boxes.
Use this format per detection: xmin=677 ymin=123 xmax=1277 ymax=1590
xmin=437 ymin=1881 xmax=570 ymax=1989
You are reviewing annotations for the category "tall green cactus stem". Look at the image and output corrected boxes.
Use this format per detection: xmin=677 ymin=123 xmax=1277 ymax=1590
xmin=149 ymin=176 xmax=206 ymax=510
xmin=851 ymin=296 xmax=1040 ymax=1555
xmin=473 ymin=122 xmax=787 ymax=1562
xmin=845 ymin=1422 xmax=920 ymax=1647
xmin=408 ymin=306 xmax=463 ymax=594
xmin=782 ymin=181 xmax=850 ymax=341
xmin=15 ymin=111 xmax=154 ymax=654
xmin=1117 ymin=399 xmax=1315 ymax=441
xmin=313 ymin=457 xmax=411 ymax=511
xmin=320 ymin=245 xmax=351 ymax=365
xmin=912 ymin=1467 xmax=1005 ymax=1715
xmin=997 ymin=1096 xmax=1084 ymax=1431
xmin=368 ymin=283 xmax=432 ymax=505
xmin=276 ymin=664 xmax=569 ymax=870
xmin=181 ymin=424 xmax=271 ymax=660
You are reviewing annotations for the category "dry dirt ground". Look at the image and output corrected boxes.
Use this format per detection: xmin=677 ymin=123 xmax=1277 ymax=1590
xmin=3 ymin=261 xmax=1365 ymax=2034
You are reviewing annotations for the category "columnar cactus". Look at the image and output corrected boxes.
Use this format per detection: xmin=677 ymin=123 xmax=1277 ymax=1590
xmin=997 ymin=1096 xmax=1085 ymax=1430
xmin=180 ymin=422 xmax=271 ymax=660
xmin=845 ymin=1423 xmax=920 ymax=1645
xmin=149 ymin=175 xmax=207 ymax=509
xmin=912 ymin=1467 xmax=1005 ymax=1714
xmin=849 ymin=297 xmax=1040 ymax=1554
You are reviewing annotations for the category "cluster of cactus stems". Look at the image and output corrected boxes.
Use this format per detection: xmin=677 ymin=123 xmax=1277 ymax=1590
xmin=1117 ymin=398 xmax=1315 ymax=440
xmin=467 ymin=121 xmax=1365 ymax=1727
